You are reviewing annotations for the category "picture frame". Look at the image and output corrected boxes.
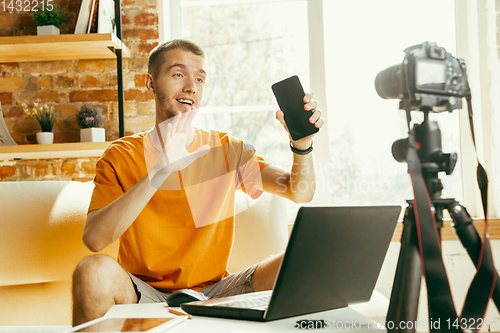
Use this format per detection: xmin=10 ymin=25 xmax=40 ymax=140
xmin=74 ymin=0 xmax=93 ymax=34
xmin=98 ymin=0 xmax=116 ymax=34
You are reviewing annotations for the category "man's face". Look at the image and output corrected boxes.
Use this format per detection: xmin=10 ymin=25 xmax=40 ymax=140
xmin=147 ymin=49 xmax=207 ymax=123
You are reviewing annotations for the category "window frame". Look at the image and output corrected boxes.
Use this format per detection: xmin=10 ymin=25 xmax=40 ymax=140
xmin=454 ymin=0 xmax=496 ymax=218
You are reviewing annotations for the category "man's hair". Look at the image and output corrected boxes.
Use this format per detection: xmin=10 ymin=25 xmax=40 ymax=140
xmin=148 ymin=39 xmax=205 ymax=79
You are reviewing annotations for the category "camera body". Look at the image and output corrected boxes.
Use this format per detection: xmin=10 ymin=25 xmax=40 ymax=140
xmin=375 ymin=41 xmax=470 ymax=112
xmin=376 ymin=42 xmax=465 ymax=177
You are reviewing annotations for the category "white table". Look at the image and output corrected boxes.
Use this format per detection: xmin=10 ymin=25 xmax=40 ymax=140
xmin=0 ymin=292 xmax=390 ymax=333
xmin=103 ymin=299 xmax=388 ymax=332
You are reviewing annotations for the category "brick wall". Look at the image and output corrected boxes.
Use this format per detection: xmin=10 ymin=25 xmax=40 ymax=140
xmin=0 ymin=0 xmax=159 ymax=144
xmin=0 ymin=0 xmax=159 ymax=181
xmin=0 ymin=157 xmax=98 ymax=181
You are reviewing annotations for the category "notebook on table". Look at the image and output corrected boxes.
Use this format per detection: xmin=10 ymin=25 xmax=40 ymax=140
xmin=181 ymin=205 xmax=401 ymax=322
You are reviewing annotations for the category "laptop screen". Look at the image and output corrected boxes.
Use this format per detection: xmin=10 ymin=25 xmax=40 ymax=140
xmin=265 ymin=206 xmax=400 ymax=320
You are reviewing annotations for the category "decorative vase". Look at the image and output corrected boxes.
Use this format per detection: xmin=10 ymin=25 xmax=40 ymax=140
xmin=37 ymin=25 xmax=60 ymax=36
xmin=36 ymin=132 xmax=54 ymax=144
xmin=80 ymin=127 xmax=105 ymax=142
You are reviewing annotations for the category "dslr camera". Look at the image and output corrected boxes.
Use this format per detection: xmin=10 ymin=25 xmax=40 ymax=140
xmin=374 ymin=41 xmax=470 ymax=112
xmin=375 ymin=41 xmax=468 ymax=180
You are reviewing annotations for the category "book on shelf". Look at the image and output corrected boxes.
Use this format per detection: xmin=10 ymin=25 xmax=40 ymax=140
xmin=75 ymin=0 xmax=116 ymax=35
xmin=87 ymin=0 xmax=99 ymax=33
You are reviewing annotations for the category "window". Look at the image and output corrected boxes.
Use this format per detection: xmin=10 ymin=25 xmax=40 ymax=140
xmin=161 ymin=0 xmax=492 ymax=217
xmin=173 ymin=0 xmax=310 ymax=169
xmin=323 ymin=0 xmax=462 ymax=207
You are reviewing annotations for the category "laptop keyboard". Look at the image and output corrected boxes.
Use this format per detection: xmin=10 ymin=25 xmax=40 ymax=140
xmin=215 ymin=294 xmax=271 ymax=310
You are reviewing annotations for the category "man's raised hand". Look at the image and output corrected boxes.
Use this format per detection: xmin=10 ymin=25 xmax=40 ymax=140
xmin=148 ymin=108 xmax=210 ymax=189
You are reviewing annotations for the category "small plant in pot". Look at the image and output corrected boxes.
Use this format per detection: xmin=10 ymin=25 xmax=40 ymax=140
xmin=76 ymin=105 xmax=107 ymax=142
xmin=32 ymin=4 xmax=66 ymax=35
xmin=24 ymin=103 xmax=56 ymax=144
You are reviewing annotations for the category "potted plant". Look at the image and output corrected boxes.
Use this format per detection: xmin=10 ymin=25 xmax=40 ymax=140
xmin=24 ymin=103 xmax=56 ymax=144
xmin=76 ymin=105 xmax=107 ymax=142
xmin=31 ymin=4 xmax=66 ymax=35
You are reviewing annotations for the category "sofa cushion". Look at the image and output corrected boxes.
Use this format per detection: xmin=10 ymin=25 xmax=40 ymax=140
xmin=0 ymin=181 xmax=118 ymax=325
xmin=228 ymin=191 xmax=289 ymax=273
xmin=0 ymin=181 xmax=288 ymax=325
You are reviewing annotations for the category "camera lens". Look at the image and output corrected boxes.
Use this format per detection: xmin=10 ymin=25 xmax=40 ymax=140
xmin=374 ymin=63 xmax=403 ymax=100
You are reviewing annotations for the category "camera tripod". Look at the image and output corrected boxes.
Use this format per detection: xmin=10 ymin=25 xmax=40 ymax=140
xmin=386 ymin=111 xmax=500 ymax=332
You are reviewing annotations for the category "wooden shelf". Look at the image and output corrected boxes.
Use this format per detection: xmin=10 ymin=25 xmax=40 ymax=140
xmin=0 ymin=33 xmax=130 ymax=63
xmin=0 ymin=142 xmax=111 ymax=160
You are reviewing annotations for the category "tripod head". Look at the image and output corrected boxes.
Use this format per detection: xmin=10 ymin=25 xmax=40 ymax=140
xmin=392 ymin=108 xmax=458 ymax=200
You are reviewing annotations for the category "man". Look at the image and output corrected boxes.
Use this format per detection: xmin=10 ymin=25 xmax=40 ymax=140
xmin=72 ymin=39 xmax=324 ymax=326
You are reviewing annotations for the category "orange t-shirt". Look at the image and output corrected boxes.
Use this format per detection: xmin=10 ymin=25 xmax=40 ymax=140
xmin=88 ymin=128 xmax=270 ymax=291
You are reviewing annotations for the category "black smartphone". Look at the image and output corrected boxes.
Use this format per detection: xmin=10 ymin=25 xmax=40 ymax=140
xmin=271 ymin=75 xmax=319 ymax=141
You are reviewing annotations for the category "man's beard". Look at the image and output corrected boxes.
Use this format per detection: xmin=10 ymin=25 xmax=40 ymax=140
xmin=156 ymin=91 xmax=177 ymax=120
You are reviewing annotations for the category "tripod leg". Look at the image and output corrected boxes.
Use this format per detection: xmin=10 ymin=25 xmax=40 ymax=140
xmin=387 ymin=205 xmax=422 ymax=332
xmin=449 ymin=202 xmax=500 ymax=311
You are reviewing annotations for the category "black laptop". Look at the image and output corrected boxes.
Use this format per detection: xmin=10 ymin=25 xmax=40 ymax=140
xmin=181 ymin=205 xmax=401 ymax=322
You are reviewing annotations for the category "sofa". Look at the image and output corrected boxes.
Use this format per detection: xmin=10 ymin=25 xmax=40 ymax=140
xmin=0 ymin=180 xmax=289 ymax=329
xmin=2 ymin=180 xmax=498 ymax=331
